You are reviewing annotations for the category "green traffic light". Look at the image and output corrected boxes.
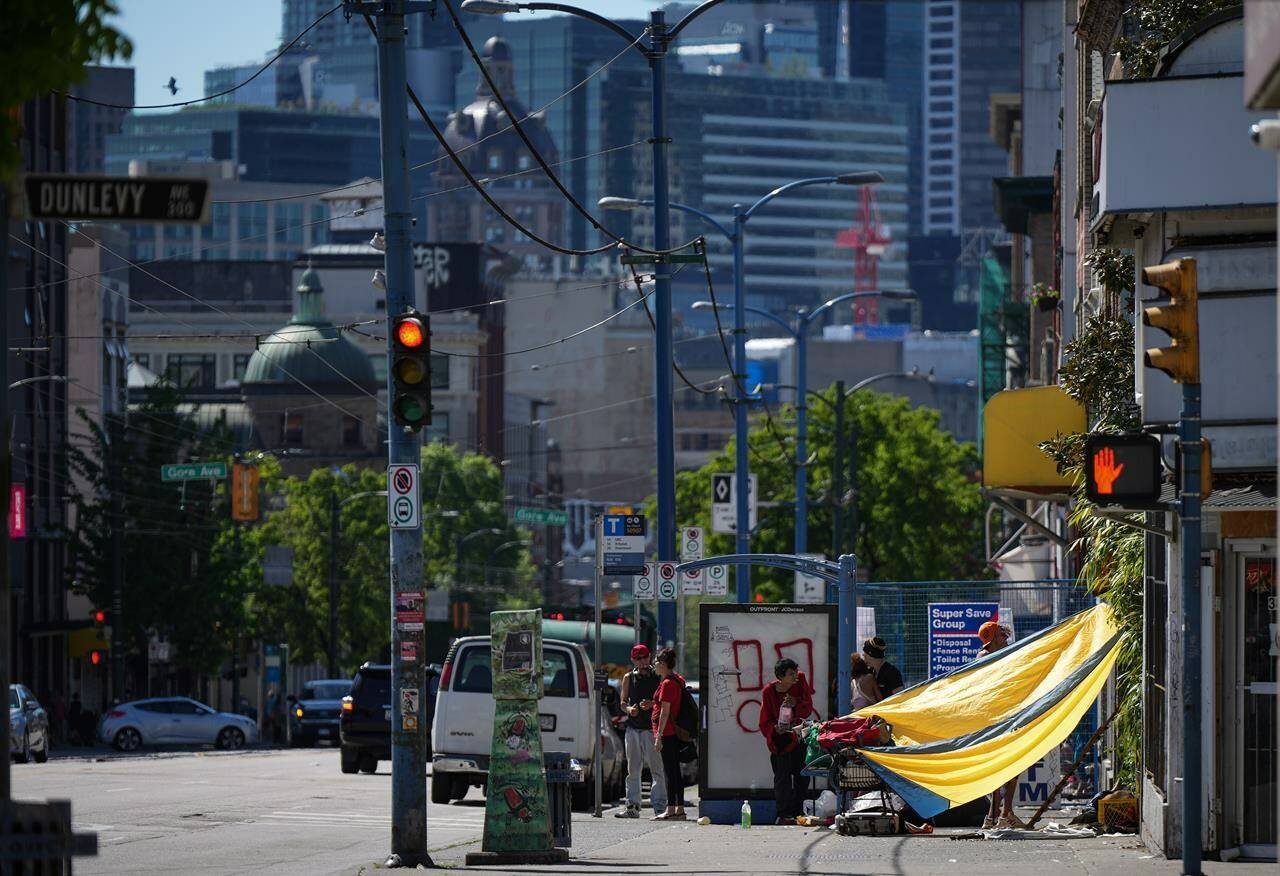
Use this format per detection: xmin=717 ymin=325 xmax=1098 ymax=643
xmin=395 ymin=394 xmax=430 ymax=426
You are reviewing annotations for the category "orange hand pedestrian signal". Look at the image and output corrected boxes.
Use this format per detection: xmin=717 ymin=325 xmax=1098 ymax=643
xmin=1085 ymin=434 xmax=1163 ymax=508
xmin=1091 ymin=447 xmax=1125 ymax=495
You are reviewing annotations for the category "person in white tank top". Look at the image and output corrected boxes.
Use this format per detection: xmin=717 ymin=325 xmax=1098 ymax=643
xmin=849 ymin=654 xmax=880 ymax=713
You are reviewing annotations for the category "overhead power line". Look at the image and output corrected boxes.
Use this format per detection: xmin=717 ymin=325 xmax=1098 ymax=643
xmin=59 ymin=4 xmax=344 ymax=110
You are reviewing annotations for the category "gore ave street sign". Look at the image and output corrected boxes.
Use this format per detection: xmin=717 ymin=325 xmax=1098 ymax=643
xmin=514 ymin=507 xmax=568 ymax=527
xmin=387 ymin=463 xmax=421 ymax=529
xmin=161 ymin=461 xmax=227 ymax=482
xmin=25 ymin=174 xmax=211 ymax=223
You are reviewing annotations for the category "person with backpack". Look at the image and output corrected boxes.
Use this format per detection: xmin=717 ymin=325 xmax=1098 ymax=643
xmin=650 ymin=647 xmax=689 ymax=821
xmin=758 ymin=658 xmax=814 ymax=824
xmin=614 ymin=644 xmax=666 ymax=818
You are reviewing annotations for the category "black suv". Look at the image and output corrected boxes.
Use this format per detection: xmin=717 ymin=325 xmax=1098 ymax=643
xmin=339 ymin=663 xmax=440 ymax=775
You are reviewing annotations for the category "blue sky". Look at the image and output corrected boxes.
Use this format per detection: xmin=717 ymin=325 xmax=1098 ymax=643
xmin=112 ymin=1 xmax=656 ymax=110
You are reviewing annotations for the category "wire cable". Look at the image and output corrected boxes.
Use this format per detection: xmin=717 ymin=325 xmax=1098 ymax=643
xmin=438 ymin=0 xmax=703 ymax=258
xmin=59 ymin=4 xmax=344 ymax=110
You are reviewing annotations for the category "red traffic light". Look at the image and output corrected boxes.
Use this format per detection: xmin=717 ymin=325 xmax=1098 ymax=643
xmin=93 ymin=610 xmax=106 ymax=624
xmin=395 ymin=317 xmax=426 ymax=349
xmin=90 ymin=650 xmax=104 ymax=666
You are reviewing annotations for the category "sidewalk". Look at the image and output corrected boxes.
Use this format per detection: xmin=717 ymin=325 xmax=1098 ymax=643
xmin=348 ymin=809 xmax=1277 ymax=875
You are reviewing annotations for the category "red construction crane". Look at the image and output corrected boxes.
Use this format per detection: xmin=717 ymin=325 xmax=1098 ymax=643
xmin=835 ymin=185 xmax=892 ymax=325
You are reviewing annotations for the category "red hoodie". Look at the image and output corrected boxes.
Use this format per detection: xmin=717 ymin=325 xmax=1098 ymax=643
xmin=758 ymin=671 xmax=814 ymax=754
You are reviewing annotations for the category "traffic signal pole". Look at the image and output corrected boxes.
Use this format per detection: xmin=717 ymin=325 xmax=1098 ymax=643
xmin=648 ymin=9 xmax=677 ymax=647
xmin=1179 ymin=382 xmax=1202 ymax=876
xmin=364 ymin=0 xmax=430 ymax=865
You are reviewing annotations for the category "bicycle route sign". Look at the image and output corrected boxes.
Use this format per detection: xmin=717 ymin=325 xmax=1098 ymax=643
xmin=387 ymin=463 xmax=420 ymax=529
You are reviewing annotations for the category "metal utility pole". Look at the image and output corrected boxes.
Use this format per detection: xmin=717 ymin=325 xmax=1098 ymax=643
xmin=328 ymin=489 xmax=339 ymax=679
xmin=109 ymin=413 xmax=125 ymax=700
xmin=359 ymin=0 xmax=432 ymax=865
xmin=731 ymin=205 xmax=750 ymax=602
xmin=831 ymin=380 xmax=845 ymax=557
xmin=648 ymin=8 xmax=677 ymax=648
xmin=0 ymin=183 xmax=10 ymax=806
xmin=1179 ymin=382 xmax=1202 ymax=875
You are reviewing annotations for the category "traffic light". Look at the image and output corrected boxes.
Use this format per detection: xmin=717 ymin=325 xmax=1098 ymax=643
xmin=390 ymin=310 xmax=432 ymax=430
xmin=89 ymin=649 xmax=106 ymax=666
xmin=1085 ymin=434 xmax=1163 ymax=507
xmin=1141 ymin=258 xmax=1199 ymax=384
xmin=93 ymin=609 xmax=106 ymax=626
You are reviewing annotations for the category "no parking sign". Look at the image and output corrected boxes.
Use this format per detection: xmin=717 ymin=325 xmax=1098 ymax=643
xmin=388 ymin=464 xmax=420 ymax=529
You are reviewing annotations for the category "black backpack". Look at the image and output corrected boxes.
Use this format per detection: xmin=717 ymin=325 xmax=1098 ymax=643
xmin=673 ymin=679 xmax=698 ymax=742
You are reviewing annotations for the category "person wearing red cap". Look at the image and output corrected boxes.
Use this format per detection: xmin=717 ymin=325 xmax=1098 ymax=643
xmin=977 ymin=620 xmax=1022 ymax=830
xmin=614 ymin=643 xmax=665 ymax=818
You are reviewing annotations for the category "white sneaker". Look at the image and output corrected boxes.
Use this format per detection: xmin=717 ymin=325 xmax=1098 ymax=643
xmin=614 ymin=806 xmax=640 ymax=819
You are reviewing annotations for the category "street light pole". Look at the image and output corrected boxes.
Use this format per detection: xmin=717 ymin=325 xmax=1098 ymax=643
xmin=731 ymin=205 xmax=750 ymax=602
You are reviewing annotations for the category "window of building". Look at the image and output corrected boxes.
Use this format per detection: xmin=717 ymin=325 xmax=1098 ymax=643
xmin=427 ymin=412 xmax=449 ymax=444
xmin=431 ymin=353 xmax=449 ymax=389
xmin=484 ymin=226 xmax=505 ymax=243
xmin=133 ymin=353 xmax=150 ymax=370
xmin=210 ymin=203 xmax=231 ymax=241
xmin=929 ymin=210 xmax=952 ymax=225
xmin=928 ymin=85 xmax=953 ymax=97
xmin=342 ymin=414 xmax=362 ymax=448
xmin=929 ymin=53 xmax=953 ymax=66
xmin=928 ymin=180 xmax=952 ymax=191
xmin=231 ymin=353 xmax=251 ymax=382
xmin=166 ymin=353 xmax=216 ymax=389
xmin=929 ymin=148 xmax=954 ymax=160
xmin=928 ymin=69 xmax=951 ymax=81
xmin=282 ymin=412 xmax=304 ymax=446
xmin=517 ymin=155 xmax=531 ymax=170
xmin=929 ymin=38 xmax=954 ymax=49
xmin=487 ymin=152 xmax=502 ymax=172
xmin=929 ymin=3 xmax=954 ymax=17
xmin=311 ymin=203 xmax=329 ymax=244
xmin=928 ymin=20 xmax=951 ymax=33
xmin=237 ymin=202 xmax=267 ymax=240
xmin=928 ymin=196 xmax=953 ymax=208
xmin=928 ymin=101 xmax=953 ymax=113
xmin=274 ymin=202 xmax=304 ymax=244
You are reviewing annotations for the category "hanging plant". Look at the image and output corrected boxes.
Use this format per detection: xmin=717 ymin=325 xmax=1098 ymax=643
xmin=1030 ymin=282 xmax=1061 ymax=312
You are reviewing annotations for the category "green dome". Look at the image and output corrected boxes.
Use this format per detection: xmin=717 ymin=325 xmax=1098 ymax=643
xmin=241 ymin=265 xmax=379 ymax=394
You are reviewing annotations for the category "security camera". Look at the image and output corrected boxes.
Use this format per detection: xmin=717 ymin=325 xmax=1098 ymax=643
xmin=1250 ymin=119 xmax=1280 ymax=149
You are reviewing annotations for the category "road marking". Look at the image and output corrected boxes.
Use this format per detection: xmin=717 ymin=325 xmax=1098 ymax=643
xmin=181 ymin=780 xmax=210 ymax=785
xmin=104 ymin=787 xmax=133 ymax=793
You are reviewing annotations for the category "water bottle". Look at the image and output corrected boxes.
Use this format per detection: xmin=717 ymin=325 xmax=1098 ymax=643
xmin=740 ymin=800 xmax=752 ymax=829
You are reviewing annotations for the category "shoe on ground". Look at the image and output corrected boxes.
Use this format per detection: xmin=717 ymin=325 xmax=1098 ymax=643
xmin=1004 ymin=812 xmax=1027 ymax=828
xmin=994 ymin=816 xmax=1017 ymax=831
xmin=982 ymin=816 xmax=997 ymax=830
xmin=615 ymin=806 xmax=639 ymax=819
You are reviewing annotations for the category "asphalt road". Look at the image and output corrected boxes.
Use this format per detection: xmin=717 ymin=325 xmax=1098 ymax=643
xmin=13 ymin=746 xmax=494 ymax=875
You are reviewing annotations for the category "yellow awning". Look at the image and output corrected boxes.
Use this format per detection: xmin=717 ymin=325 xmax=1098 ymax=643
xmin=982 ymin=385 xmax=1085 ymax=492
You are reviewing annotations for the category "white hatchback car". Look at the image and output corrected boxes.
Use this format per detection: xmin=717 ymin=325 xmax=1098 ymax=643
xmin=99 ymin=697 xmax=259 ymax=752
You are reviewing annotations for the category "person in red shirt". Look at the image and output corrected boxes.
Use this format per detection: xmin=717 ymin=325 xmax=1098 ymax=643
xmin=650 ymin=647 xmax=687 ymax=821
xmin=758 ymin=658 xmax=814 ymax=824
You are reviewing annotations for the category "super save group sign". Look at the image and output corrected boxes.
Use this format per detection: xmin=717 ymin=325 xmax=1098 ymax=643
xmin=927 ymin=602 xmax=998 ymax=678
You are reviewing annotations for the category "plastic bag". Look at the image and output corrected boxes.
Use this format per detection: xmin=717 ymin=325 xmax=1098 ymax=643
xmin=817 ymin=790 xmax=838 ymax=818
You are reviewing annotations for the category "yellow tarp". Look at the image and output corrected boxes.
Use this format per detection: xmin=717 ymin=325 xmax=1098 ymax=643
xmin=848 ymin=603 xmax=1120 ymax=816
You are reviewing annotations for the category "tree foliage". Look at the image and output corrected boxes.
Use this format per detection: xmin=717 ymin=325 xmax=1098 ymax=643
xmin=1 ymin=1 xmax=132 ymax=181
xmin=65 ymin=386 xmax=239 ymax=676
xmin=1117 ymin=0 xmax=1241 ymax=79
xmin=659 ymin=387 xmax=985 ymax=603
xmin=240 ymin=442 xmax=535 ymax=670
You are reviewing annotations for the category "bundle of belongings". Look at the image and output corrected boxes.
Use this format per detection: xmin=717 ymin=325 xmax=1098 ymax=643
xmin=816 ymin=604 xmax=1122 ymax=821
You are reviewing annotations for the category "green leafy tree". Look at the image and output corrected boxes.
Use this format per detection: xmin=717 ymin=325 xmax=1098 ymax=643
xmin=1117 ymin=0 xmax=1241 ymax=78
xmin=1 ymin=2 xmax=132 ymax=180
xmin=659 ymin=387 xmax=985 ymax=602
xmin=239 ymin=442 xmax=535 ymax=670
xmin=65 ymin=385 xmax=239 ymax=676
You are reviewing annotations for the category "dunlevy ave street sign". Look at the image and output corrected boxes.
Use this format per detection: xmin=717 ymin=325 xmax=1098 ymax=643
xmin=24 ymin=175 xmax=211 ymax=223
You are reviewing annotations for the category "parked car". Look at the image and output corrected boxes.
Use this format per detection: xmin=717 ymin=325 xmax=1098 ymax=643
xmin=9 ymin=685 xmax=50 ymax=764
xmin=339 ymin=664 xmax=441 ymax=775
xmin=98 ymin=697 xmax=259 ymax=752
xmin=288 ymin=679 xmax=350 ymax=747
xmin=430 ymin=636 xmax=624 ymax=810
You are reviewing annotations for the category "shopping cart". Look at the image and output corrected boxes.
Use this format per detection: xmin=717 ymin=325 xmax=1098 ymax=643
xmin=798 ymin=721 xmax=903 ymax=836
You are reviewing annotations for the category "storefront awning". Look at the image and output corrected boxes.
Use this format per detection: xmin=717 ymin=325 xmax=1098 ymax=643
xmin=982 ymin=386 xmax=1085 ymax=496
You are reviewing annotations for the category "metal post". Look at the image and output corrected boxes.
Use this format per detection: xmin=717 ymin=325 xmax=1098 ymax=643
xmin=848 ymin=403 xmax=859 ymax=565
xmin=372 ymin=0 xmax=429 ymax=864
xmin=1180 ymin=382 xmax=1202 ymax=876
xmin=832 ymin=381 xmax=845 ymax=557
xmin=0 ymin=183 xmax=11 ymax=805
xmin=328 ymin=489 xmax=339 ymax=679
xmin=794 ymin=324 xmax=809 ymax=555
xmin=732 ymin=206 xmax=751 ymax=603
xmin=593 ymin=516 xmax=604 ymax=818
xmin=649 ymin=10 xmax=677 ymax=646
xmin=837 ymin=554 xmax=856 ymax=716
xmin=231 ymin=525 xmax=241 ymax=714
xmin=109 ymin=413 xmax=125 ymax=700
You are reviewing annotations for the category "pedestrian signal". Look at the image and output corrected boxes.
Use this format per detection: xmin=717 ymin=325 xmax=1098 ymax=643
xmin=1084 ymin=434 xmax=1163 ymax=507
xmin=390 ymin=311 xmax=432 ymax=430
xmin=89 ymin=649 xmax=106 ymax=666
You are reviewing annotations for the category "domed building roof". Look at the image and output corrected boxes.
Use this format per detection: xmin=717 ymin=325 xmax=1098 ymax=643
xmin=241 ymin=265 xmax=378 ymax=394
xmin=441 ymin=36 xmax=559 ymax=169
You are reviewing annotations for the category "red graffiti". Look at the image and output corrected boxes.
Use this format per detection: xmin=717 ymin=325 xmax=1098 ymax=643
xmin=733 ymin=640 xmax=763 ymax=691
xmin=736 ymin=698 xmax=762 ymax=734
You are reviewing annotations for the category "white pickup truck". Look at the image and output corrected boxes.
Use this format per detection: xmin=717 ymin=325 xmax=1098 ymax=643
xmin=430 ymin=635 xmax=624 ymax=810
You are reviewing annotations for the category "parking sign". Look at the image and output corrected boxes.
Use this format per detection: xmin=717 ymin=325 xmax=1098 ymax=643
xmin=705 ymin=564 xmax=728 ymax=596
